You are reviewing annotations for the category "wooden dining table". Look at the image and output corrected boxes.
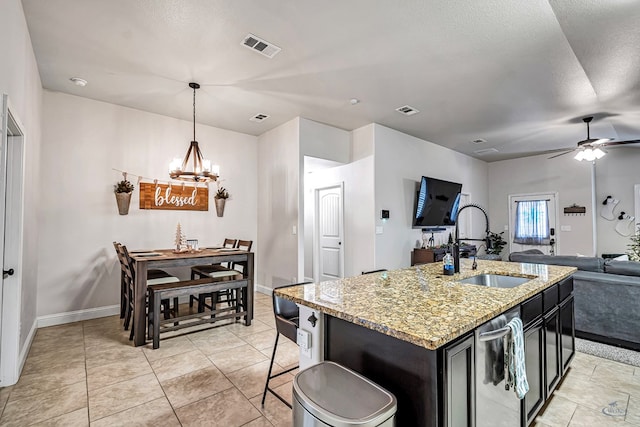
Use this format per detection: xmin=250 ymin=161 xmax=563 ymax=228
xmin=129 ymin=248 xmax=254 ymax=346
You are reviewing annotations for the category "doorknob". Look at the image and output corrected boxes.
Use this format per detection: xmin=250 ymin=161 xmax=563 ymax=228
xmin=3 ymin=268 xmax=14 ymax=276
xmin=338 ymin=242 xmax=342 ymax=245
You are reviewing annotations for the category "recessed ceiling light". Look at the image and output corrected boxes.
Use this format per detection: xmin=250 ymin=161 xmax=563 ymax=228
xmin=350 ymin=98 xmax=360 ymax=105
xmin=69 ymin=77 xmax=87 ymax=87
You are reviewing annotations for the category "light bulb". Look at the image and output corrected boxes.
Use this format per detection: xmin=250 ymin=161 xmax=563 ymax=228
xmin=211 ymin=165 xmax=220 ymax=176
xmin=583 ymin=148 xmax=596 ymax=162
xmin=202 ymin=159 xmax=212 ymax=172
xmin=574 ymin=151 xmax=585 ymax=161
xmin=593 ymin=148 xmax=606 ymax=159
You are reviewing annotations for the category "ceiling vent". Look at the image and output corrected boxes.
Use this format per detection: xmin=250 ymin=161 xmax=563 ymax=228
xmin=249 ymin=113 xmax=270 ymax=123
xmin=474 ymin=148 xmax=499 ymax=156
xmin=471 ymin=138 xmax=487 ymax=144
xmin=241 ymin=34 xmax=281 ymax=58
xmin=395 ymin=105 xmax=420 ymax=116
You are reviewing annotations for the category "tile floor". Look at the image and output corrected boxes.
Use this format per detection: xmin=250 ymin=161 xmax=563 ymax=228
xmin=0 ymin=292 xmax=638 ymax=426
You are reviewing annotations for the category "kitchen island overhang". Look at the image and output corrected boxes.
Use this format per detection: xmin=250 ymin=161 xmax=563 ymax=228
xmin=276 ymin=259 xmax=577 ymax=427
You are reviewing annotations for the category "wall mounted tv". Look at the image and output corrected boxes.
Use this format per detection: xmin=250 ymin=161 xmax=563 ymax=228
xmin=412 ymin=176 xmax=462 ymax=229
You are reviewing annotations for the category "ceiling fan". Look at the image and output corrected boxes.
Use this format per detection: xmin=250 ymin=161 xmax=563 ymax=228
xmin=548 ymin=116 xmax=640 ymax=161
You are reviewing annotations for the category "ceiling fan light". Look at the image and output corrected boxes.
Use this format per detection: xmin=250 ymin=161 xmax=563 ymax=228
xmin=593 ymin=147 xmax=606 ymax=159
xmin=583 ymin=148 xmax=596 ymax=162
xmin=574 ymin=150 xmax=585 ymax=161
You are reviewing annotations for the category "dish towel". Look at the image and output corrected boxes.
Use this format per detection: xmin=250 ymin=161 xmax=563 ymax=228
xmin=503 ymin=317 xmax=529 ymax=399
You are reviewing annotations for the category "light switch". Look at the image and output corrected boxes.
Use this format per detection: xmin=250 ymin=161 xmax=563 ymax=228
xmin=376 ymin=226 xmax=383 ymax=234
xmin=292 ymin=225 xmax=297 ymax=235
xmin=560 ymin=225 xmax=572 ymax=232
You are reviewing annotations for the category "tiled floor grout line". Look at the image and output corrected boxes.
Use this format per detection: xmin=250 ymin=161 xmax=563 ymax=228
xmin=142 ymin=344 xmax=185 ymax=427
xmin=83 ymin=321 xmax=91 ymax=426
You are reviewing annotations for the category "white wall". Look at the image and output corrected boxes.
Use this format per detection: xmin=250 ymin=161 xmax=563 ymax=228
xmin=488 ymin=149 xmax=640 ymax=257
xmin=257 ymin=118 xmax=300 ymax=290
xmin=0 ymin=0 xmax=43 ymax=353
xmin=373 ymin=124 xmax=489 ymax=269
xmin=38 ymin=91 xmax=257 ymax=316
xmin=488 ymin=153 xmax=595 ymax=256
xmin=594 ymin=147 xmax=640 ymax=255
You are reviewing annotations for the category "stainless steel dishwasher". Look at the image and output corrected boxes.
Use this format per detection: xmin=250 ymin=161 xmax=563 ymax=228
xmin=475 ymin=307 xmax=522 ymax=427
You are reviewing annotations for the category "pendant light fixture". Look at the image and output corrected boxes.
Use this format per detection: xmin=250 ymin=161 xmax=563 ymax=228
xmin=169 ymin=82 xmax=219 ymax=181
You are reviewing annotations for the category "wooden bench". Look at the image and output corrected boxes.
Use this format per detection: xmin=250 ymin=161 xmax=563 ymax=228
xmin=148 ymin=276 xmax=250 ymax=349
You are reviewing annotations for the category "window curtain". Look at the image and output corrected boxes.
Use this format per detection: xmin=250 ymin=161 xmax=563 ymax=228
xmin=513 ymin=200 xmax=550 ymax=245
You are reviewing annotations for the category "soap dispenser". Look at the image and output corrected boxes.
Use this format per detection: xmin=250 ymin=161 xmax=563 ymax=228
xmin=443 ymin=252 xmax=454 ymax=276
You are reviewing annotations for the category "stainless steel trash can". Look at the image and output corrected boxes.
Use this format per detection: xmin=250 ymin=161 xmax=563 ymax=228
xmin=293 ymin=361 xmax=397 ymax=426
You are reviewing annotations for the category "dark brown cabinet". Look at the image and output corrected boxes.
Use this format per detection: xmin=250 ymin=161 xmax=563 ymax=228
xmin=560 ymin=295 xmax=575 ymax=374
xmin=523 ymin=318 xmax=545 ymax=425
xmin=444 ymin=334 xmax=475 ymax=427
xmin=544 ymin=306 xmax=562 ymax=395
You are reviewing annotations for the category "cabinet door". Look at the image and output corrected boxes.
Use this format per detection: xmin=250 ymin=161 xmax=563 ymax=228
xmin=544 ymin=306 xmax=561 ymax=395
xmin=523 ymin=319 xmax=545 ymax=425
xmin=444 ymin=334 xmax=475 ymax=427
xmin=560 ymin=295 xmax=575 ymax=374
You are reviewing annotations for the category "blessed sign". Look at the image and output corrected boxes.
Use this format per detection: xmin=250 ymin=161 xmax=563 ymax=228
xmin=139 ymin=182 xmax=208 ymax=211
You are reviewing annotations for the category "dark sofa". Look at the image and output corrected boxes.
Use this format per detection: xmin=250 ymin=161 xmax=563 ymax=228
xmin=509 ymin=250 xmax=640 ymax=350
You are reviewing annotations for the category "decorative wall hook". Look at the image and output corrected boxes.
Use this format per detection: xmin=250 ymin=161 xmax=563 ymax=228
xmin=563 ymin=204 xmax=586 ymax=216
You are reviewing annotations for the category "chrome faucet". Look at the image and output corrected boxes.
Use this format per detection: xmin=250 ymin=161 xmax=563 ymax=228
xmin=454 ymin=204 xmax=491 ymax=273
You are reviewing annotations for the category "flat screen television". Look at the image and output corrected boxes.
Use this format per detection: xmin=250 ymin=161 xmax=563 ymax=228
xmin=412 ymin=176 xmax=462 ymax=229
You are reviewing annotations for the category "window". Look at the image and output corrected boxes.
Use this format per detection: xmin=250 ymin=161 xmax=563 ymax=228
xmin=513 ymin=200 xmax=550 ymax=245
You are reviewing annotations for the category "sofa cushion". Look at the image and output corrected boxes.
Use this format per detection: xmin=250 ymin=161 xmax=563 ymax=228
xmin=509 ymin=252 xmax=604 ymax=272
xmin=604 ymin=260 xmax=640 ymax=277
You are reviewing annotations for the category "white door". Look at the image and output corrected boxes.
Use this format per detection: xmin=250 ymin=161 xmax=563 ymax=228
xmin=0 ymin=95 xmax=25 ymax=385
xmin=509 ymin=193 xmax=558 ymax=255
xmin=315 ymin=184 xmax=344 ymax=282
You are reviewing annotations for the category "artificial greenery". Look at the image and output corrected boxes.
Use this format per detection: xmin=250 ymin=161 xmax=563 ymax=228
xmin=215 ymin=186 xmax=229 ymax=199
xmin=628 ymin=229 xmax=640 ymax=262
xmin=486 ymin=231 xmax=507 ymax=255
xmin=114 ymin=179 xmax=134 ymax=193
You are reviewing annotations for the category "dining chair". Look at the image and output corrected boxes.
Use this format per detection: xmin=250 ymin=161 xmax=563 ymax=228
xmin=261 ymin=282 xmax=310 ymax=408
xmin=113 ymin=242 xmax=177 ymax=318
xmin=190 ymin=239 xmax=253 ymax=312
xmin=188 ymin=238 xmax=237 ymax=310
xmin=114 ymin=243 xmax=180 ymax=341
xmin=361 ymin=269 xmax=388 ymax=275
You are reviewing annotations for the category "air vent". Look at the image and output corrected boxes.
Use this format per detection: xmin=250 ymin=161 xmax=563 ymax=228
xmin=395 ymin=105 xmax=420 ymax=116
xmin=241 ymin=34 xmax=281 ymax=58
xmin=471 ymin=138 xmax=487 ymax=144
xmin=249 ymin=113 xmax=270 ymax=123
xmin=474 ymin=148 xmax=499 ymax=156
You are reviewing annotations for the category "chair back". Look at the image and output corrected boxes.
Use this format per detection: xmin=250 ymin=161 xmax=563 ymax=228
xmin=223 ymin=238 xmax=237 ymax=248
xmin=272 ymin=282 xmax=309 ymax=342
xmin=235 ymin=239 xmax=253 ymax=251
xmin=119 ymin=244 xmax=136 ymax=286
xmin=362 ymin=269 xmax=387 ymax=275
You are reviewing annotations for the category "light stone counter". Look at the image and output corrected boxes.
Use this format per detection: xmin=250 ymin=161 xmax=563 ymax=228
xmin=276 ymin=259 xmax=576 ymax=350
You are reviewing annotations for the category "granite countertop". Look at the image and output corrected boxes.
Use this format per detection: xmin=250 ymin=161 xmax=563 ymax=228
xmin=275 ymin=259 xmax=576 ymax=350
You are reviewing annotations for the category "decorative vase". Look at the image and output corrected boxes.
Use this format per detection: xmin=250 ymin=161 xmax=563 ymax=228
xmin=115 ymin=192 xmax=132 ymax=215
xmin=214 ymin=198 xmax=226 ymax=217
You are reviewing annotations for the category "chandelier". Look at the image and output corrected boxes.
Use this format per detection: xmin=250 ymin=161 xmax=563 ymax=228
xmin=169 ymin=82 xmax=219 ymax=181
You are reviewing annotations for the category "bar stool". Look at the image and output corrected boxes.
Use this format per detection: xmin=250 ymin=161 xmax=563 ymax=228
xmin=262 ymin=282 xmax=310 ymax=408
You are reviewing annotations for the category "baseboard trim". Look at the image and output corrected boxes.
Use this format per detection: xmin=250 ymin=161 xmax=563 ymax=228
xmin=37 ymin=305 xmax=120 ymax=328
xmin=18 ymin=319 xmax=37 ymax=375
xmin=255 ymin=284 xmax=272 ymax=295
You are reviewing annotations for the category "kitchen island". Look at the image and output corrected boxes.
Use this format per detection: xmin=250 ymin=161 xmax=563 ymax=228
xmin=276 ymin=259 xmax=576 ymax=427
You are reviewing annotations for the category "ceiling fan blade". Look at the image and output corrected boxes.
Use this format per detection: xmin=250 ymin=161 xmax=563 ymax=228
xmin=548 ymin=149 xmax=575 ymax=159
xmin=600 ymin=139 xmax=640 ymax=147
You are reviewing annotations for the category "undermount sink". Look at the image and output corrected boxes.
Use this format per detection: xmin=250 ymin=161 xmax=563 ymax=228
xmin=458 ymin=274 xmax=531 ymax=288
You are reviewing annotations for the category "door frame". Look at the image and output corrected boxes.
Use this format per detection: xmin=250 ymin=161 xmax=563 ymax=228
xmin=313 ymin=182 xmax=345 ymax=283
xmin=508 ymin=191 xmax=559 ymax=255
xmin=1 ymin=95 xmax=26 ymax=386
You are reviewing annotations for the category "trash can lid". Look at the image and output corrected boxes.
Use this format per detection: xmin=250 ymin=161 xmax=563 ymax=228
xmin=293 ymin=361 xmax=397 ymax=426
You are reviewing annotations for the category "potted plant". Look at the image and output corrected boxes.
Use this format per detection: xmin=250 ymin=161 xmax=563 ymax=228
xmin=214 ymin=185 xmax=229 ymax=217
xmin=484 ymin=231 xmax=507 ymax=260
xmin=114 ymin=178 xmax=134 ymax=215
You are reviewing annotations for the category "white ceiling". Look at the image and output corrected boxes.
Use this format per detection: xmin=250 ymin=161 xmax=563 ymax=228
xmin=21 ymin=0 xmax=640 ymax=161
